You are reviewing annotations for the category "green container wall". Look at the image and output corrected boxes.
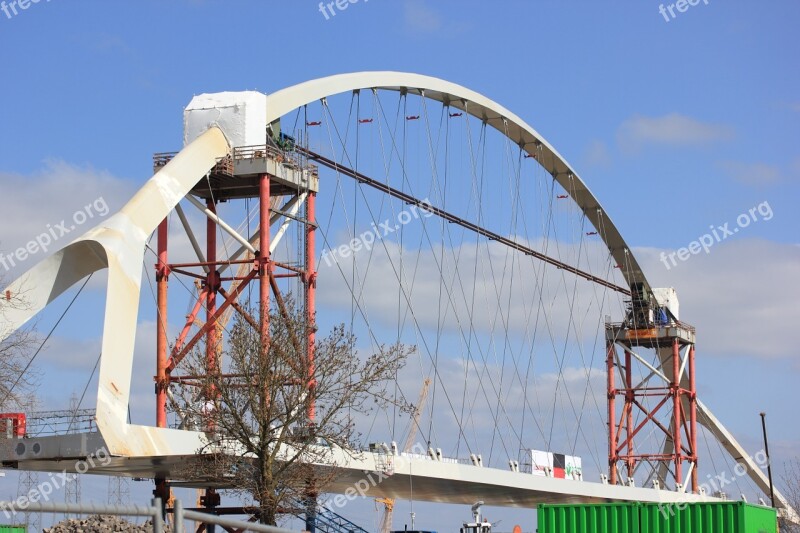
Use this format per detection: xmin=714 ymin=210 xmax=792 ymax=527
xmin=0 ymin=526 xmax=27 ymax=533
xmin=639 ymin=501 xmax=776 ymax=533
xmin=537 ymin=503 xmax=639 ymax=533
xmin=537 ymin=502 xmax=776 ymax=533
xmin=741 ymin=503 xmax=782 ymax=533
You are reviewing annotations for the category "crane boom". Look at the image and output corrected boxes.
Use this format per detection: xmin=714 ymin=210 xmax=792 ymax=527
xmin=402 ymin=378 xmax=431 ymax=453
xmin=379 ymin=378 xmax=432 ymax=533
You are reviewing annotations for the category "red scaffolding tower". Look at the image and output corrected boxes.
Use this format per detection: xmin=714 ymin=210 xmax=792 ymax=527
xmin=151 ymin=140 xmax=319 ymax=517
xmin=606 ymin=319 xmax=698 ymax=493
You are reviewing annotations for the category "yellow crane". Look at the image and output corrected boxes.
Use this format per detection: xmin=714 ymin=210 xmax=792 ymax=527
xmin=377 ymin=378 xmax=431 ymax=533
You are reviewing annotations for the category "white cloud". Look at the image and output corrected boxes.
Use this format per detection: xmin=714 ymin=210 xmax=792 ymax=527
xmin=582 ymin=139 xmax=612 ymax=168
xmin=403 ymin=0 xmax=470 ymax=36
xmin=368 ymin=355 xmax=609 ymax=470
xmin=32 ymin=319 xmax=159 ymax=419
xmin=637 ymin=239 xmax=800 ymax=359
xmin=794 ymin=157 xmax=800 ymax=174
xmin=404 ymin=0 xmax=442 ymax=33
xmin=317 ymin=236 xmax=625 ymax=348
xmin=0 ymin=159 xmax=236 ymax=297
xmin=718 ymin=160 xmax=784 ymax=185
xmin=315 ymin=232 xmax=799 ymax=484
xmin=617 ymin=113 xmax=734 ymax=152
xmin=316 ymin=228 xmax=800 ymax=363
xmin=0 ymin=161 xmax=137 ymax=279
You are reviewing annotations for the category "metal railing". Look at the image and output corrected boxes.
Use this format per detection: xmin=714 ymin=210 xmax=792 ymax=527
xmin=0 ymin=498 xmax=301 ymax=533
xmin=176 ymin=500 xmax=298 ymax=533
xmin=0 ymin=500 xmax=164 ymax=532
xmin=153 ymin=144 xmax=319 ymax=178
xmin=25 ymin=408 xmax=97 ymax=436
xmin=233 ymin=143 xmax=285 ymax=162
xmin=233 ymin=144 xmax=319 ymax=177
xmin=605 ymin=319 xmax=696 ymax=334
xmin=153 ymin=152 xmax=234 ymax=176
xmin=286 ymin=502 xmax=369 ymax=533
xmin=312 ymin=505 xmax=370 ymax=533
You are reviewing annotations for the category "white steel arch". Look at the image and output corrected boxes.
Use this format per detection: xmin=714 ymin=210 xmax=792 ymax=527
xmin=266 ymin=72 xmax=647 ymax=292
xmin=265 ymin=72 xmax=791 ymax=517
xmin=0 ymin=72 xmax=793 ymax=519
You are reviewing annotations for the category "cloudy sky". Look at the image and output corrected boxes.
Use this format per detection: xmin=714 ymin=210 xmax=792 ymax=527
xmin=0 ymin=1 xmax=798 ymax=531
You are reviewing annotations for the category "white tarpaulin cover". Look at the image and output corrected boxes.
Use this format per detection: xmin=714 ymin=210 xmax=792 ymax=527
xmin=184 ymin=91 xmax=267 ymax=149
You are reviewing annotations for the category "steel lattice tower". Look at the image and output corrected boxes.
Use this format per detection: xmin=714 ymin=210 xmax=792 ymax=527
xmin=108 ymin=476 xmax=131 ymax=505
xmin=63 ymin=394 xmax=82 ymax=518
xmin=17 ymin=471 xmax=41 ymax=531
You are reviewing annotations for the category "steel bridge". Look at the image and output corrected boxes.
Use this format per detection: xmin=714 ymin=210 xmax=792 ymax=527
xmin=0 ymin=72 xmax=794 ymax=526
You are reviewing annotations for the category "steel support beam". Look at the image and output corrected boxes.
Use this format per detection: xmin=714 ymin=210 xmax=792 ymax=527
xmin=305 ymin=193 xmax=317 ymax=422
xmin=156 ymin=219 xmax=169 ymax=429
xmin=608 ymin=337 xmax=697 ymax=493
xmin=259 ymin=174 xmax=271 ymax=418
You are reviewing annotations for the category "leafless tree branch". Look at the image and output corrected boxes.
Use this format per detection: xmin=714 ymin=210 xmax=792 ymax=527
xmin=173 ymin=296 xmax=411 ymax=525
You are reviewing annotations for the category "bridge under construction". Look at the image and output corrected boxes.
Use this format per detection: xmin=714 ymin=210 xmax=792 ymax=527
xmin=0 ymin=72 xmax=794 ymax=529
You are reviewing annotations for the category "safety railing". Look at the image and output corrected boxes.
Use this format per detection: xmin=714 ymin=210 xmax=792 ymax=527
xmin=605 ymin=320 xmax=696 ymax=334
xmin=25 ymin=408 xmax=97 ymax=437
xmin=153 ymin=152 xmax=234 ymax=176
xmin=234 ymin=144 xmax=319 ymax=177
xmin=153 ymin=145 xmax=318 ymax=178
xmin=0 ymin=498 xmax=301 ymax=533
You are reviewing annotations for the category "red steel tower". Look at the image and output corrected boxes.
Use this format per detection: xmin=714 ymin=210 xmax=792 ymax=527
xmin=152 ymin=110 xmax=319 ymax=515
xmin=606 ymin=284 xmax=698 ymax=493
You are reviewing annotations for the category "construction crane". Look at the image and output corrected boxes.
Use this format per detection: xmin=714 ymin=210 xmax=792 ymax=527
xmin=377 ymin=378 xmax=431 ymax=533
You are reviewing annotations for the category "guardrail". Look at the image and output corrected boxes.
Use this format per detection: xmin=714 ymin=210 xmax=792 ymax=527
xmin=153 ymin=144 xmax=319 ymax=178
xmin=605 ymin=320 xmax=696 ymax=334
xmin=0 ymin=498 xmax=301 ymax=533
xmin=153 ymin=152 xmax=234 ymax=176
xmin=25 ymin=409 xmax=97 ymax=437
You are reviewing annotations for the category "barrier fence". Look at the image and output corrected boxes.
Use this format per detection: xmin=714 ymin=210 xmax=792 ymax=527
xmin=0 ymin=498 xmax=300 ymax=533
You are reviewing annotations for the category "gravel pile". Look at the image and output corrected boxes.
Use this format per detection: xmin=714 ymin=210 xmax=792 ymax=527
xmin=44 ymin=515 xmax=172 ymax=532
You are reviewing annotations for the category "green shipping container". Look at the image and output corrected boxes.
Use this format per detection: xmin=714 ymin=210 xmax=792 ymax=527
xmin=639 ymin=501 xmax=776 ymax=533
xmin=537 ymin=501 xmax=776 ymax=533
xmin=0 ymin=526 xmax=26 ymax=533
xmin=537 ymin=503 xmax=640 ymax=533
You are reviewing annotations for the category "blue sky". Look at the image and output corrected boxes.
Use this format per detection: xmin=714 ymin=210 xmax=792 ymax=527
xmin=0 ymin=1 xmax=799 ymax=531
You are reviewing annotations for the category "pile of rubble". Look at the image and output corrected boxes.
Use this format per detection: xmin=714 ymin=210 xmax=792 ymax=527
xmin=44 ymin=515 xmax=172 ymax=532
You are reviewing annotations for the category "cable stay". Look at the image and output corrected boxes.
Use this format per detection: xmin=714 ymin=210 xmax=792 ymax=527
xmin=297 ymin=147 xmax=629 ymax=296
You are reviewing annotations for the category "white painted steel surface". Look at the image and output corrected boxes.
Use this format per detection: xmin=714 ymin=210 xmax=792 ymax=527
xmin=0 ymin=73 xmax=791 ymax=518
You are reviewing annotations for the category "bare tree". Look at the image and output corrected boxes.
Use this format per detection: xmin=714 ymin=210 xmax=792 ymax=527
xmin=0 ymin=278 xmax=38 ymax=412
xmin=780 ymin=459 xmax=800 ymax=533
xmin=174 ymin=297 xmax=411 ymax=526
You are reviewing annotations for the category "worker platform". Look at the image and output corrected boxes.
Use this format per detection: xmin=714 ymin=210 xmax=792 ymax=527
xmin=153 ymin=142 xmax=319 ymax=201
xmin=605 ymin=321 xmax=696 ymax=349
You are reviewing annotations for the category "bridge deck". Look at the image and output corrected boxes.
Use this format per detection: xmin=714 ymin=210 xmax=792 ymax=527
xmin=0 ymin=432 xmax=713 ymax=508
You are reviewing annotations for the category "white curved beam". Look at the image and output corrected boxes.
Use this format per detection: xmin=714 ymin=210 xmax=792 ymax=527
xmin=1 ymin=127 xmax=230 ymax=456
xmin=697 ymin=400 xmax=797 ymax=521
xmin=0 ymin=73 xmax=787 ymax=518
xmin=266 ymin=72 xmax=791 ymax=515
xmin=265 ymin=71 xmax=646 ymax=291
